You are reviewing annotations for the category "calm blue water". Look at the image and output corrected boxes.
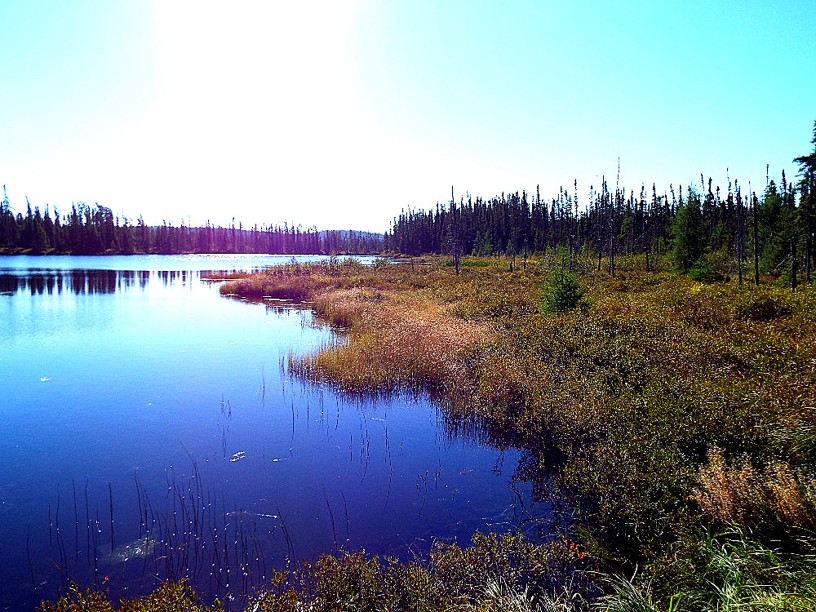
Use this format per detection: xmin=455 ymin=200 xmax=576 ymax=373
xmin=0 ymin=255 xmax=546 ymax=610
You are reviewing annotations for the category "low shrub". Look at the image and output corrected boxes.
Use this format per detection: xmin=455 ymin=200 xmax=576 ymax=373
xmin=541 ymin=267 xmax=586 ymax=313
xmin=249 ymin=532 xmax=594 ymax=611
xmin=733 ymin=293 xmax=792 ymax=322
xmin=688 ymin=257 xmax=722 ymax=283
xmin=39 ymin=580 xmax=222 ymax=612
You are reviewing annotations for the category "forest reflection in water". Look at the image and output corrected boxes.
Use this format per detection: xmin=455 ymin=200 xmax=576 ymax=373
xmin=0 ymin=269 xmax=223 ymax=296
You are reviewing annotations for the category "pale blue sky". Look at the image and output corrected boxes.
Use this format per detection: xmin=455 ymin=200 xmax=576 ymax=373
xmin=1 ymin=1 xmax=814 ymax=232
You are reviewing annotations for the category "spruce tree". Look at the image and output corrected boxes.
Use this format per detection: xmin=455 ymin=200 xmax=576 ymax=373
xmin=671 ymin=188 xmax=704 ymax=272
xmin=794 ymin=120 xmax=816 ymax=283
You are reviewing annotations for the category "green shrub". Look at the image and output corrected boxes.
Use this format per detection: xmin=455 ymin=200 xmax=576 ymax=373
xmin=541 ymin=267 xmax=586 ymax=312
xmin=248 ymin=532 xmax=595 ymax=611
xmin=39 ymin=580 xmax=222 ymax=612
xmin=688 ymin=257 xmax=721 ymax=283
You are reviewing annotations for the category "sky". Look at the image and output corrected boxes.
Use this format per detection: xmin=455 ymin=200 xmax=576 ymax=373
xmin=1 ymin=1 xmax=815 ymax=233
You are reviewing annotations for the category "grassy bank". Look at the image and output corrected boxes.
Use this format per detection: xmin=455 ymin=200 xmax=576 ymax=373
xmin=45 ymin=256 xmax=816 ymax=609
xmin=41 ymin=534 xmax=594 ymax=611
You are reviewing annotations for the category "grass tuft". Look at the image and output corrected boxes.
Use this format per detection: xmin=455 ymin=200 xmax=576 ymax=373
xmin=693 ymin=448 xmax=816 ymax=531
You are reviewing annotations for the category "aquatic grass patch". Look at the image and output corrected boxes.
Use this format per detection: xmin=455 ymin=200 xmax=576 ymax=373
xmin=219 ymin=258 xmax=414 ymax=302
xmin=289 ymin=289 xmax=490 ymax=394
xmin=248 ymin=532 xmax=594 ymax=611
xmin=311 ymin=286 xmax=386 ymax=329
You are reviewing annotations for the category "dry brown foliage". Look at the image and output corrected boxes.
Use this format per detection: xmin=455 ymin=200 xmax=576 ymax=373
xmin=291 ymin=287 xmax=490 ymax=394
xmin=694 ymin=447 xmax=816 ymax=530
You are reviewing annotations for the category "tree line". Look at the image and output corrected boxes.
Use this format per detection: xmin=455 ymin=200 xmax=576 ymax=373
xmin=4 ymin=122 xmax=814 ymax=274
xmin=0 ymin=194 xmax=383 ymax=255
xmin=386 ymin=123 xmax=816 ymax=285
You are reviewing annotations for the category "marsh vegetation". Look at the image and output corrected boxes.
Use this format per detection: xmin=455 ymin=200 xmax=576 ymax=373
xmin=43 ymin=252 xmax=816 ymax=609
xmin=209 ymin=254 xmax=816 ymax=610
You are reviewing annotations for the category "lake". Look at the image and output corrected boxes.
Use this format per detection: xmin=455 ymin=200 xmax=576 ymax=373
xmin=0 ymin=254 xmax=548 ymax=610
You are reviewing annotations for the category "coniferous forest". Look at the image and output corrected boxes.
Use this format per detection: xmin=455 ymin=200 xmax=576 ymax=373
xmin=387 ymin=123 xmax=816 ymax=284
xmin=2 ymin=122 xmax=815 ymax=284
xmin=0 ymin=194 xmax=383 ymax=256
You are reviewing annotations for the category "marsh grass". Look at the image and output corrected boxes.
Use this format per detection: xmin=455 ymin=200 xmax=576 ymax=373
xmin=691 ymin=527 xmax=816 ymax=611
xmin=219 ymin=258 xmax=413 ymax=302
xmin=205 ymin=256 xmax=816 ymax=607
xmin=290 ymin=289 xmax=489 ymax=394
xmin=247 ymin=532 xmax=594 ymax=611
xmin=694 ymin=448 xmax=816 ymax=531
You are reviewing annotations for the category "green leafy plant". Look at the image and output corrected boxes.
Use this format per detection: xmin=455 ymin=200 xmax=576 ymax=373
xmin=541 ymin=266 xmax=587 ymax=313
xmin=688 ymin=257 xmax=720 ymax=283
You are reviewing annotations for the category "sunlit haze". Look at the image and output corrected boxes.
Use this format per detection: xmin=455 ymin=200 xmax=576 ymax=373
xmin=1 ymin=0 xmax=814 ymax=232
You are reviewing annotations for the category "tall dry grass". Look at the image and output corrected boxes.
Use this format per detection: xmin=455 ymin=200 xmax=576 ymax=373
xmin=693 ymin=448 xmax=816 ymax=530
xmin=290 ymin=288 xmax=489 ymax=394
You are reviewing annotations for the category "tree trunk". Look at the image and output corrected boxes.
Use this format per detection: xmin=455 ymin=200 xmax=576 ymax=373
xmin=753 ymin=194 xmax=760 ymax=286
